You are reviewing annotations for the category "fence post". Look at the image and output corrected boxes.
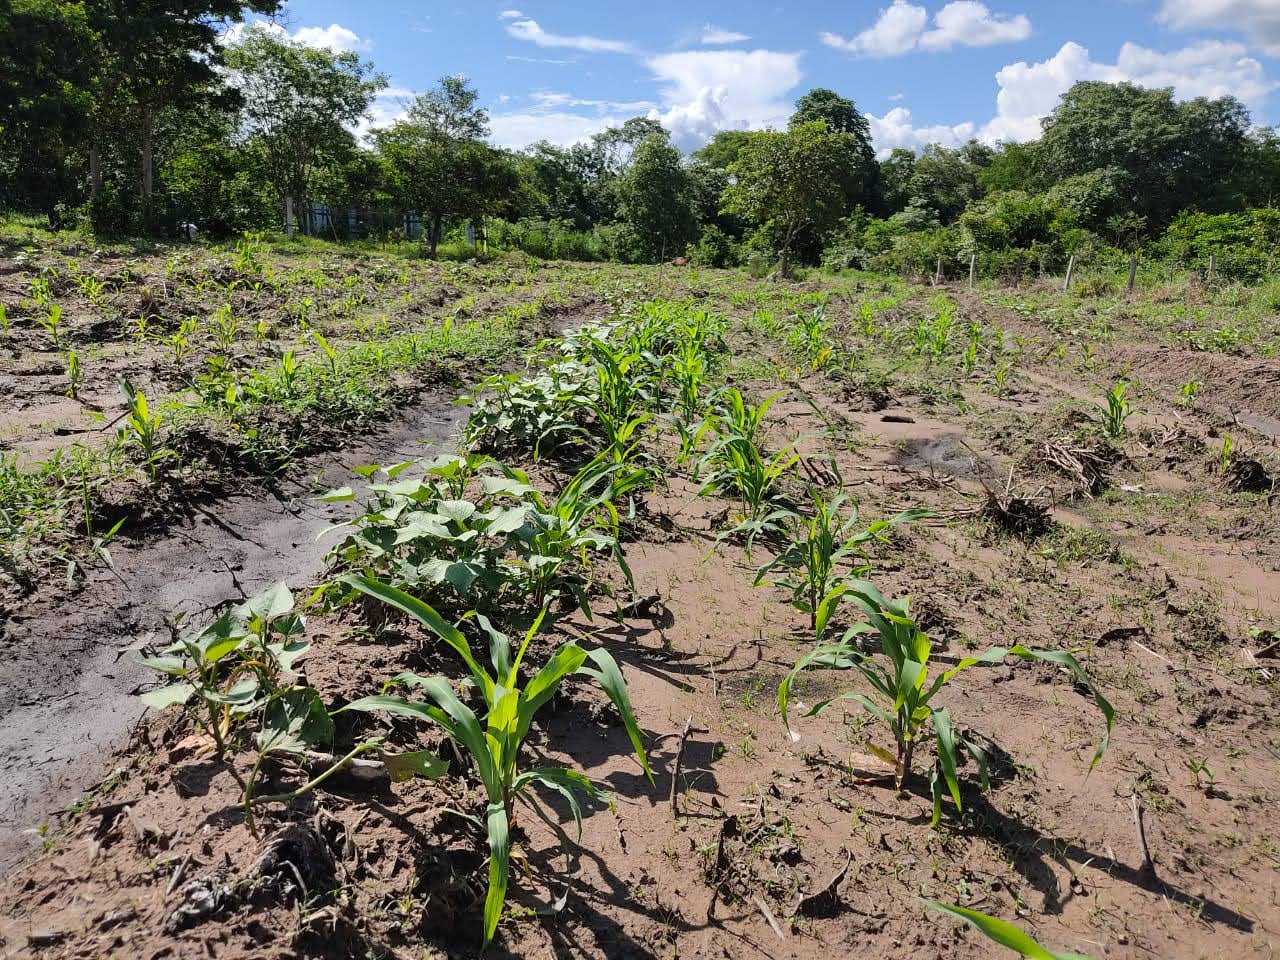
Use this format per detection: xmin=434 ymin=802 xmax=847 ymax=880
xmin=1063 ymin=254 xmax=1076 ymax=292
xmin=285 ymin=196 xmax=295 ymax=238
xmin=1126 ymin=257 xmax=1138 ymax=294
xmin=1208 ymin=252 xmax=1216 ymax=284
xmin=934 ymin=255 xmax=942 ymax=285
xmin=968 ymin=253 xmax=976 ymax=289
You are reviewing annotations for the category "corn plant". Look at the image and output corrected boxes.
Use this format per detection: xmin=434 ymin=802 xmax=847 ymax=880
xmin=0 ymin=304 xmax=9 ymax=333
xmin=66 ymin=350 xmax=81 ymax=399
xmin=76 ymin=273 xmax=107 ymax=305
xmin=502 ymin=455 xmax=648 ymax=617
xmin=697 ymin=389 xmax=797 ymax=539
xmin=211 ymin=303 xmax=239 ymax=356
xmin=788 ymin=305 xmax=832 ymax=370
xmin=37 ymin=304 xmax=63 ymax=347
xmin=755 ymin=487 xmax=930 ymax=638
xmin=117 ymin=379 xmax=168 ymax=481
xmin=921 ymin=900 xmax=1091 ymax=959
xmin=1099 ymin=381 xmax=1132 ymax=439
xmin=1178 ymin=379 xmax=1202 ymax=409
xmin=1219 ymin=435 xmax=1235 ymax=474
xmin=339 ymin=576 xmax=651 ymax=948
xmin=167 ymin=317 xmax=198 ymax=367
xmin=778 ymin=581 xmax=1112 ymax=825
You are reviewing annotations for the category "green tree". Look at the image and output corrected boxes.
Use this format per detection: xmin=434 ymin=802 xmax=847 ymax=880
xmin=790 ymin=87 xmax=877 ymax=208
xmin=224 ymin=28 xmax=383 ymax=225
xmin=83 ymin=0 xmax=283 ymax=231
xmin=1037 ymin=81 xmax=1249 ymax=231
xmin=375 ymin=76 xmax=512 ymax=257
xmin=616 ymin=135 xmax=697 ymax=261
xmin=0 ymin=0 xmax=94 ymax=224
xmin=722 ymin=120 xmax=860 ymax=277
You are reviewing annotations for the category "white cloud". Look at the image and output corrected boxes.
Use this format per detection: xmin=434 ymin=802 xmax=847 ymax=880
xmin=1157 ymin=0 xmax=1280 ymax=56
xmin=868 ymin=107 xmax=977 ymax=156
xmin=292 ymin=23 xmax=368 ymax=52
xmin=529 ymin=91 xmax=656 ymax=112
xmin=821 ymin=0 xmax=1029 ymax=57
xmin=822 ymin=0 xmax=927 ymax=56
xmin=499 ymin=8 xmax=523 ymax=19
xmin=490 ymin=110 xmax=624 ymax=148
xmin=506 ymin=55 xmax=577 ymax=65
xmin=644 ymin=49 xmax=804 ymax=149
xmin=920 ymin=1 xmax=1030 ymax=51
xmin=701 ymin=23 xmax=751 ymax=45
xmin=982 ymin=39 xmax=1275 ymax=142
xmin=889 ymin=92 xmax=906 ymax=101
xmin=504 ymin=15 xmax=634 ymax=54
xmin=219 ymin=19 xmax=369 ymax=52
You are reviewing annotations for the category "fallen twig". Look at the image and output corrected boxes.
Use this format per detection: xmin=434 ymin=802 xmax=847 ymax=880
xmin=1130 ymin=794 xmax=1156 ymax=880
xmin=670 ymin=716 xmax=694 ymax=818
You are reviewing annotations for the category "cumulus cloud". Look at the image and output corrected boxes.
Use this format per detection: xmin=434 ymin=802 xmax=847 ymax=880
xmin=490 ymin=110 xmax=624 ymax=149
xmin=1157 ymin=0 xmax=1280 ymax=56
xmin=821 ymin=0 xmax=1030 ymax=57
xmin=822 ymin=0 xmax=927 ymax=56
xmin=868 ymin=107 xmax=977 ymax=156
xmin=982 ymin=39 xmax=1275 ymax=142
xmin=701 ymin=24 xmax=751 ymax=45
xmin=220 ymin=19 xmax=369 ymax=52
xmin=504 ymin=15 xmax=634 ymax=54
xmin=644 ymin=49 xmax=804 ymax=149
xmin=292 ymin=23 xmax=368 ymax=52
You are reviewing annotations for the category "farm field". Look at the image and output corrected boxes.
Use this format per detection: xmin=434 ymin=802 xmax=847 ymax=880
xmin=0 ymin=237 xmax=1278 ymax=960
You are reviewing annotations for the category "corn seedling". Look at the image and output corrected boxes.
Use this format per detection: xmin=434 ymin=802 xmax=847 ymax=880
xmin=117 ymin=379 xmax=168 ymax=481
xmin=1178 ymin=379 xmax=1202 ymax=409
xmin=0 ymin=304 xmax=8 ymax=333
xmin=778 ymin=580 xmax=1113 ymax=825
xmin=66 ymin=350 xmax=81 ymax=399
xmin=340 ymin=577 xmax=651 ymax=947
xmin=38 ymin=304 xmax=63 ymax=347
xmin=920 ymin=900 xmax=1091 ymax=959
xmin=1099 ymin=381 xmax=1132 ymax=439
xmin=755 ymin=486 xmax=930 ymax=638
xmin=211 ymin=303 xmax=239 ymax=356
xmin=1219 ymin=435 xmax=1235 ymax=474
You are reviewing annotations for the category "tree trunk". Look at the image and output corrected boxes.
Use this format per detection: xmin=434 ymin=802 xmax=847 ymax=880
xmin=429 ymin=212 xmax=442 ymax=259
xmin=140 ymin=104 xmax=155 ymax=234
xmin=89 ymin=146 xmax=102 ymax=198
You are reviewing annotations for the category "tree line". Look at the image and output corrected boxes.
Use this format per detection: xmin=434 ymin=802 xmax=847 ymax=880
xmin=5 ymin=2 xmax=1280 ymax=278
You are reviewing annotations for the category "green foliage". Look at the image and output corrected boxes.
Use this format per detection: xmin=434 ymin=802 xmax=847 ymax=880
xmin=778 ymin=581 xmax=1113 ymax=825
xmin=921 ymin=900 xmax=1092 ymax=959
xmin=755 ymin=484 xmax=930 ymax=638
xmin=617 ymin=135 xmax=698 ymax=262
xmin=1098 ymin=381 xmax=1132 ymax=439
xmin=722 ymin=121 xmax=863 ymax=276
xmin=339 ymin=577 xmax=651 ymax=947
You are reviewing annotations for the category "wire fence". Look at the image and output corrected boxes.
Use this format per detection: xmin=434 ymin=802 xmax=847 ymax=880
xmin=894 ymin=248 xmax=1280 ymax=293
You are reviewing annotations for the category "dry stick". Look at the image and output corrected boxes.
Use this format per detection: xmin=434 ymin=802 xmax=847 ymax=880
xmin=165 ymin=852 xmax=193 ymax=898
xmin=1130 ymin=794 xmax=1157 ymax=879
xmin=670 ymin=716 xmax=695 ymax=818
xmin=751 ymin=892 xmax=787 ymax=941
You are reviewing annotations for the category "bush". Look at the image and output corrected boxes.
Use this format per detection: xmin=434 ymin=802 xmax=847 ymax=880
xmin=687 ymin=224 xmax=740 ymax=268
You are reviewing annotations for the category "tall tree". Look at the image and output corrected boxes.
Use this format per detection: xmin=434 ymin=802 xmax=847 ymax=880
xmin=375 ymin=76 xmax=509 ymax=257
xmin=224 ymin=28 xmax=383 ymax=226
xmin=1037 ymin=81 xmax=1249 ymax=230
xmin=722 ymin=121 xmax=860 ymax=277
xmin=84 ymin=0 xmax=282 ymax=231
xmin=617 ymin=135 xmax=697 ymax=261
xmin=0 ymin=0 xmax=94 ymax=223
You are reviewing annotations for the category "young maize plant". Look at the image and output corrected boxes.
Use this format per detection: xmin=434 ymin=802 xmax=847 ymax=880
xmin=921 ymin=900 xmax=1092 ymax=960
xmin=340 ymin=576 xmax=651 ymax=948
xmin=755 ymin=486 xmax=930 ymax=639
xmin=1099 ymin=381 xmax=1132 ymax=439
xmin=117 ymin=379 xmax=168 ymax=482
xmin=778 ymin=580 xmax=1113 ymax=825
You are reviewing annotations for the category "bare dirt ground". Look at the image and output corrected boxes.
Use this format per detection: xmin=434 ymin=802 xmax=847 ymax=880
xmin=0 ymin=264 xmax=1277 ymax=959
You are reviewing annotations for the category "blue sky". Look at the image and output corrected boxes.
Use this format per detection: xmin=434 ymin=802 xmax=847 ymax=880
xmin=237 ymin=1 xmax=1280 ymax=155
